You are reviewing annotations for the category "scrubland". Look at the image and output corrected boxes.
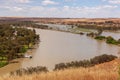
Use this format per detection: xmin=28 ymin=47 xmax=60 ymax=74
xmin=0 ymin=59 xmax=120 ymax=80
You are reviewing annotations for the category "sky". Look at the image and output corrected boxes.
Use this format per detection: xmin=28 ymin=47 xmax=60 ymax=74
xmin=0 ymin=0 xmax=120 ymax=18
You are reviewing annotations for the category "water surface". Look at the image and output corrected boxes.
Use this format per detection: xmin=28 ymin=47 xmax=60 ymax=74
xmin=21 ymin=29 xmax=120 ymax=70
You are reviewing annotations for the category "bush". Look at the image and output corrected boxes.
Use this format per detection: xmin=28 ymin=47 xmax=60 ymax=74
xmin=0 ymin=61 xmax=8 ymax=68
xmin=90 ymin=54 xmax=117 ymax=65
xmin=54 ymin=63 xmax=67 ymax=70
xmin=106 ymin=36 xmax=119 ymax=45
xmin=95 ymin=36 xmax=106 ymax=40
xmin=19 ymin=46 xmax=28 ymax=53
xmin=10 ymin=66 xmax=48 ymax=76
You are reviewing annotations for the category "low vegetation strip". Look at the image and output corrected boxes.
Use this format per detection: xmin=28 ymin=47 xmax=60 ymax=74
xmin=95 ymin=36 xmax=106 ymax=40
xmin=95 ymin=36 xmax=120 ymax=45
xmin=54 ymin=54 xmax=117 ymax=70
xmin=77 ymin=24 xmax=120 ymax=31
xmin=10 ymin=66 xmax=48 ymax=76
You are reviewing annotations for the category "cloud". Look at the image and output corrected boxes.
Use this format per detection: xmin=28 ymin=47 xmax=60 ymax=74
xmin=103 ymin=0 xmax=120 ymax=4
xmin=58 ymin=5 xmax=118 ymax=18
xmin=64 ymin=0 xmax=76 ymax=2
xmin=27 ymin=5 xmax=118 ymax=17
xmin=63 ymin=6 xmax=70 ymax=10
xmin=4 ymin=6 xmax=24 ymax=12
xmin=12 ymin=7 xmax=24 ymax=12
xmin=42 ymin=0 xmax=58 ymax=5
xmin=6 ymin=0 xmax=30 ymax=4
xmin=97 ymin=5 xmax=117 ymax=9
xmin=30 ymin=6 xmax=44 ymax=11
xmin=15 ymin=0 xmax=30 ymax=3
xmin=0 ymin=0 xmax=119 ymax=18
xmin=0 ymin=4 xmax=118 ymax=17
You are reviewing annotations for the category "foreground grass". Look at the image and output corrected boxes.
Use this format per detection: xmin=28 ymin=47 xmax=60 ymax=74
xmin=1 ymin=68 xmax=117 ymax=80
xmin=1 ymin=59 xmax=120 ymax=80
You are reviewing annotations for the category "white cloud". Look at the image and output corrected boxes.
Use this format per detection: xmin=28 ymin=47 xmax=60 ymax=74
xmin=30 ymin=6 xmax=44 ymax=11
xmin=7 ymin=0 xmax=30 ymax=3
xmin=58 ymin=5 xmax=114 ymax=17
xmin=63 ymin=6 xmax=70 ymax=10
xmin=103 ymin=0 xmax=120 ymax=4
xmin=0 ymin=4 xmax=119 ymax=18
xmin=42 ymin=0 xmax=58 ymax=5
xmin=7 ymin=6 xmax=23 ymax=12
xmin=0 ymin=6 xmax=24 ymax=12
xmin=27 ymin=5 xmax=118 ymax=18
xmin=65 ymin=0 xmax=75 ymax=2
xmin=16 ymin=0 xmax=30 ymax=3
xmin=13 ymin=7 xmax=24 ymax=11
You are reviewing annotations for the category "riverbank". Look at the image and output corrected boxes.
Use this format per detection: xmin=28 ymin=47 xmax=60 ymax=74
xmin=1 ymin=59 xmax=120 ymax=80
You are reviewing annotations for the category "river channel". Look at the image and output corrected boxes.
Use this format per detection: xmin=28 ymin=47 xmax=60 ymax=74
xmin=0 ymin=25 xmax=120 ymax=75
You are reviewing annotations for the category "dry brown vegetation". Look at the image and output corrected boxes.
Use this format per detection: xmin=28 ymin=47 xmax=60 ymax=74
xmin=1 ymin=17 xmax=120 ymax=24
xmin=0 ymin=59 xmax=120 ymax=80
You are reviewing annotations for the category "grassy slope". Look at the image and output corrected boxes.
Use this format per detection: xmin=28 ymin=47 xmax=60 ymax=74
xmin=1 ymin=59 xmax=120 ymax=80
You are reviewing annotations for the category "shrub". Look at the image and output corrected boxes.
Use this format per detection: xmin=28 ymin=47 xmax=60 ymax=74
xmin=106 ymin=36 xmax=119 ymax=45
xmin=0 ymin=61 xmax=8 ymax=68
xmin=95 ymin=36 xmax=106 ymax=40
xmin=10 ymin=66 xmax=48 ymax=76
xmin=90 ymin=54 xmax=117 ymax=65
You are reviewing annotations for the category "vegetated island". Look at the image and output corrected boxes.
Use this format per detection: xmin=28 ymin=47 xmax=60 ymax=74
xmin=0 ymin=24 xmax=39 ymax=68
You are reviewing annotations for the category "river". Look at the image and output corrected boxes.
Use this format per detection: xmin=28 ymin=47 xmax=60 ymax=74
xmin=22 ymin=28 xmax=120 ymax=70
xmin=0 ymin=27 xmax=120 ymax=75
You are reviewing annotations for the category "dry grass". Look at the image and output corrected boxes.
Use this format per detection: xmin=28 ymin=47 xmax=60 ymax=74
xmin=1 ymin=59 xmax=120 ymax=80
xmin=61 ymin=18 xmax=120 ymax=23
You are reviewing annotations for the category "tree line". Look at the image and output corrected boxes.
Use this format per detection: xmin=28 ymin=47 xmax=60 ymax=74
xmin=0 ymin=21 xmax=48 ymax=29
xmin=77 ymin=24 xmax=120 ymax=31
xmin=54 ymin=54 xmax=117 ymax=70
